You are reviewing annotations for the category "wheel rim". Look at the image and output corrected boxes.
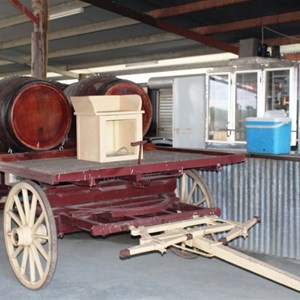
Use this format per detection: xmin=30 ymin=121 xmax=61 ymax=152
xmin=172 ymin=170 xmax=215 ymax=258
xmin=3 ymin=180 xmax=57 ymax=289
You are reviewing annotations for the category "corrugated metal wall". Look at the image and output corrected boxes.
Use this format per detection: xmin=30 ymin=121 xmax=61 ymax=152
xmin=197 ymin=157 xmax=300 ymax=260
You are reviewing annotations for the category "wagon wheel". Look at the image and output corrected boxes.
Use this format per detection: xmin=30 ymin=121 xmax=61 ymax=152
xmin=171 ymin=169 xmax=215 ymax=259
xmin=176 ymin=169 xmax=214 ymax=208
xmin=3 ymin=180 xmax=57 ymax=290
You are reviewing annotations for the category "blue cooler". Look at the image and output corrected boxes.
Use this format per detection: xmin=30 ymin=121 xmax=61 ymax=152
xmin=245 ymin=111 xmax=291 ymax=154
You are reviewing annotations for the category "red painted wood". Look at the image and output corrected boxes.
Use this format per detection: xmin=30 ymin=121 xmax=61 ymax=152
xmin=0 ymin=148 xmax=242 ymax=236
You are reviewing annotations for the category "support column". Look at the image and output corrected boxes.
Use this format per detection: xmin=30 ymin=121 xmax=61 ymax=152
xmin=31 ymin=0 xmax=48 ymax=79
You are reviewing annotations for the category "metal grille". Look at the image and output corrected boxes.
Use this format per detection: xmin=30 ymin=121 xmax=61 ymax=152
xmin=194 ymin=157 xmax=300 ymax=260
xmin=157 ymin=88 xmax=173 ymax=139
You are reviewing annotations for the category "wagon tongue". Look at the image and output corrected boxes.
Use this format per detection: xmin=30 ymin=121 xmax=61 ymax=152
xmin=120 ymin=216 xmax=300 ymax=293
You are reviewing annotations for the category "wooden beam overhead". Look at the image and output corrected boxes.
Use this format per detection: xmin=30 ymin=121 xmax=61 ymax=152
xmin=148 ymin=0 xmax=249 ymax=18
xmin=82 ymin=0 xmax=239 ymax=54
xmin=2 ymin=10 xmax=299 ymax=52
xmin=195 ymin=11 xmax=300 ymax=35
xmin=265 ymin=34 xmax=300 ymax=46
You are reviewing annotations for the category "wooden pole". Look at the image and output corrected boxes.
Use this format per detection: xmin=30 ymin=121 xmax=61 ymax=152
xmin=31 ymin=0 xmax=48 ymax=79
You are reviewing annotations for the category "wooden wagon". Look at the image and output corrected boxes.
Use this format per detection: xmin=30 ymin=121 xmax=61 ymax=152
xmin=0 ymin=147 xmax=299 ymax=292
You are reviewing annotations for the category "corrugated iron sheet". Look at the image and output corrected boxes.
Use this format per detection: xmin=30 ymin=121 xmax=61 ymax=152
xmin=196 ymin=157 xmax=300 ymax=260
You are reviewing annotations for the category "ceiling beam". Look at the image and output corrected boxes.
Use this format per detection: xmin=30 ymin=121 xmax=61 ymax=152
xmin=2 ymin=10 xmax=299 ymax=52
xmin=0 ymin=46 xmax=222 ymax=78
xmin=148 ymin=0 xmax=249 ymax=18
xmin=0 ymin=31 xmax=181 ymax=69
xmin=9 ymin=0 xmax=39 ymax=25
xmin=0 ymin=53 xmax=30 ymax=67
xmin=82 ymin=0 xmax=239 ymax=54
xmin=22 ymin=32 xmax=181 ymax=60
xmin=1 ymin=15 xmax=299 ymax=69
xmin=69 ymin=46 xmax=223 ymax=70
xmin=0 ymin=0 xmax=90 ymax=29
xmin=265 ymin=34 xmax=300 ymax=46
xmin=2 ymin=6 xmax=299 ymax=52
xmin=0 ymin=53 xmax=78 ymax=79
xmin=0 ymin=17 xmax=138 ymax=49
xmin=195 ymin=11 xmax=300 ymax=35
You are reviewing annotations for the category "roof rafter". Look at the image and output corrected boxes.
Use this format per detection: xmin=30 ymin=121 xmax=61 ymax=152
xmin=82 ymin=0 xmax=239 ymax=54
xmin=265 ymin=34 xmax=300 ymax=46
xmin=0 ymin=17 xmax=138 ymax=49
xmin=195 ymin=11 xmax=300 ymax=35
xmin=148 ymin=0 xmax=249 ymax=18
xmin=0 ymin=0 xmax=90 ymax=29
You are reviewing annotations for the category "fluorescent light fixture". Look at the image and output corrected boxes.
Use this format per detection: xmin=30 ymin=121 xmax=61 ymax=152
xmin=49 ymin=7 xmax=84 ymax=20
xmin=117 ymin=68 xmax=210 ymax=84
xmin=125 ymin=61 xmax=158 ymax=68
xmin=46 ymin=72 xmax=62 ymax=78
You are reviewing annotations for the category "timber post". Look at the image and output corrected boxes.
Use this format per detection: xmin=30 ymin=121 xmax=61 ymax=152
xmin=31 ymin=0 xmax=48 ymax=79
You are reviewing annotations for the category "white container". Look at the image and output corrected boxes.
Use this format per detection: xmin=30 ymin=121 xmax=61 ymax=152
xmin=71 ymin=95 xmax=144 ymax=163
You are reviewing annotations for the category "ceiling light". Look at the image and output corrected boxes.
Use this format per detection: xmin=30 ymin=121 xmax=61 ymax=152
xmin=49 ymin=7 xmax=84 ymax=20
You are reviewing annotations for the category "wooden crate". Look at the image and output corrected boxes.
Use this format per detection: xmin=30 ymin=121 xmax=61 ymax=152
xmin=71 ymin=95 xmax=144 ymax=163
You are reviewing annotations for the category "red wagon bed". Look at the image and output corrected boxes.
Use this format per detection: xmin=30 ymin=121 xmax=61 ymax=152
xmin=0 ymin=147 xmax=244 ymax=184
xmin=0 ymin=147 xmax=246 ymax=289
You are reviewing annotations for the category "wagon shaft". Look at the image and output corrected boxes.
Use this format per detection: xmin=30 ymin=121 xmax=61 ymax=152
xmin=120 ymin=216 xmax=300 ymax=292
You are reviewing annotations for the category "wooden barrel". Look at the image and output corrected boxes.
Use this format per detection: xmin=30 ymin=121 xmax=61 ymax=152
xmin=0 ymin=76 xmax=72 ymax=152
xmin=64 ymin=76 xmax=153 ymax=137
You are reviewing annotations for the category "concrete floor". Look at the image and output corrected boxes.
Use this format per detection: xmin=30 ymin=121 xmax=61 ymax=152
xmin=0 ymin=215 xmax=299 ymax=300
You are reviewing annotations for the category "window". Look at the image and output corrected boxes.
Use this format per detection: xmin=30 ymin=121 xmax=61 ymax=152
xmin=264 ymin=68 xmax=297 ymax=145
xmin=207 ymin=72 xmax=259 ymax=144
xmin=206 ymin=63 xmax=297 ymax=148
xmin=207 ymin=74 xmax=230 ymax=142
xmin=235 ymin=72 xmax=258 ymax=141
xmin=265 ymin=70 xmax=290 ymax=112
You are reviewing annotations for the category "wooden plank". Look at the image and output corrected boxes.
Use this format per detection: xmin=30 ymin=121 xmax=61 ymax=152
xmin=193 ymin=237 xmax=300 ymax=292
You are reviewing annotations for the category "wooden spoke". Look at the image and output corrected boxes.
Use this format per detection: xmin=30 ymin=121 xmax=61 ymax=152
xmin=13 ymin=194 xmax=26 ymax=225
xmin=29 ymin=247 xmax=36 ymax=283
xmin=3 ymin=180 xmax=57 ymax=290
xmin=12 ymin=245 xmax=24 ymax=259
xmin=33 ymin=240 xmax=49 ymax=261
xmin=7 ymin=210 xmax=22 ymax=227
xmin=28 ymin=194 xmax=37 ymax=228
xmin=20 ymin=247 xmax=29 ymax=276
xmin=22 ymin=188 xmax=30 ymax=224
xmin=32 ymin=212 xmax=46 ymax=233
